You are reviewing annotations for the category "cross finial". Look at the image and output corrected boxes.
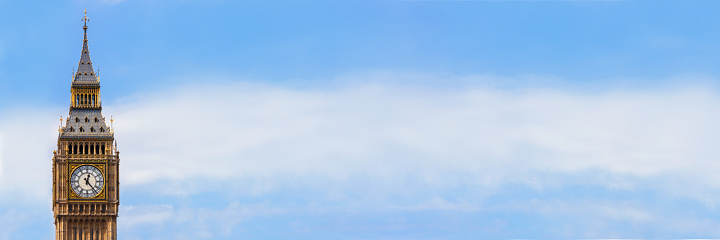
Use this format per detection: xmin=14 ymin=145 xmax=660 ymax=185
xmin=82 ymin=9 xmax=89 ymax=27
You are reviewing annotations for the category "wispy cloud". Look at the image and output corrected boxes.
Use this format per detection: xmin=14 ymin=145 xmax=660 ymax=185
xmin=106 ymin=74 xmax=720 ymax=195
xmin=0 ymin=136 xmax=3 ymax=183
xmin=0 ymin=109 xmax=59 ymax=202
xmin=120 ymin=202 xmax=282 ymax=239
xmin=3 ymin=73 xmax=720 ymax=237
xmin=121 ymin=204 xmax=174 ymax=228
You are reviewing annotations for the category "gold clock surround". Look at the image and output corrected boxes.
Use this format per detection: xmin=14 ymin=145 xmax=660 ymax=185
xmin=67 ymin=163 xmax=106 ymax=201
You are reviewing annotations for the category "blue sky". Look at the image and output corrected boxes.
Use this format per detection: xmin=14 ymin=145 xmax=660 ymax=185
xmin=3 ymin=0 xmax=720 ymax=239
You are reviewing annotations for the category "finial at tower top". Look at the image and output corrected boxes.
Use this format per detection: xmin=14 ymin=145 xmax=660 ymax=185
xmin=82 ymin=9 xmax=89 ymax=29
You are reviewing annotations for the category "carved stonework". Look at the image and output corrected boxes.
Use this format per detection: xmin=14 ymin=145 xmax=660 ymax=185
xmin=53 ymin=12 xmax=120 ymax=240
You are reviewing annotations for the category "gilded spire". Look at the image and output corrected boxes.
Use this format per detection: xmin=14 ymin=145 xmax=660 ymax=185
xmin=82 ymin=9 xmax=89 ymax=39
xmin=82 ymin=9 xmax=89 ymax=27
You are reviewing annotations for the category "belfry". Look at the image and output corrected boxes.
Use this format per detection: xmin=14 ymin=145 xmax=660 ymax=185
xmin=52 ymin=11 xmax=120 ymax=240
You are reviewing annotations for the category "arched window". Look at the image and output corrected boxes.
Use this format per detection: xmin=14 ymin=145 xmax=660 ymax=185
xmin=100 ymin=127 xmax=104 ymax=132
xmin=79 ymin=127 xmax=84 ymax=132
xmin=101 ymin=144 xmax=105 ymax=154
xmin=73 ymin=144 xmax=78 ymax=154
xmin=95 ymin=117 xmax=99 ymax=122
xmin=85 ymin=117 xmax=89 ymax=122
xmin=84 ymin=143 xmax=88 ymax=154
xmin=90 ymin=127 xmax=95 ymax=132
xmin=96 ymin=144 xmax=100 ymax=155
xmin=75 ymin=117 xmax=79 ymax=122
xmin=67 ymin=144 xmax=71 ymax=154
xmin=69 ymin=127 xmax=74 ymax=132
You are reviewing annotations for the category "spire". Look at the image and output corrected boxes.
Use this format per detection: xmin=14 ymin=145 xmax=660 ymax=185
xmin=73 ymin=9 xmax=98 ymax=86
xmin=61 ymin=10 xmax=111 ymax=140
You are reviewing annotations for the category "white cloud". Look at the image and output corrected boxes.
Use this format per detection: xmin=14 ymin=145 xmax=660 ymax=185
xmin=0 ymin=136 xmax=3 ymax=181
xmin=103 ymin=76 xmax=720 ymax=197
xmin=401 ymin=197 xmax=481 ymax=212
xmin=3 ymin=74 xmax=720 ymax=202
xmin=120 ymin=202 xmax=282 ymax=239
xmin=498 ymin=198 xmax=720 ymax=237
xmin=4 ymin=73 xmax=720 ymax=237
xmin=120 ymin=204 xmax=174 ymax=228
xmin=0 ymin=108 xmax=60 ymax=201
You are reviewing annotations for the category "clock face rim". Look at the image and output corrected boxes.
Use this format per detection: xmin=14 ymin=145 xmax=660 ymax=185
xmin=70 ymin=165 xmax=104 ymax=198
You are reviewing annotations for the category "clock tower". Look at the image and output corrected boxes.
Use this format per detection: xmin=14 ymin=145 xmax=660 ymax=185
xmin=52 ymin=11 xmax=120 ymax=240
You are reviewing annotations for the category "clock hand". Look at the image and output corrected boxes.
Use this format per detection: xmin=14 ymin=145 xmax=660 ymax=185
xmin=84 ymin=175 xmax=93 ymax=190
xmin=85 ymin=175 xmax=98 ymax=194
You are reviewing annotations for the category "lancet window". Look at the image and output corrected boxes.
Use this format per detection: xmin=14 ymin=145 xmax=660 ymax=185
xmin=67 ymin=142 xmax=107 ymax=155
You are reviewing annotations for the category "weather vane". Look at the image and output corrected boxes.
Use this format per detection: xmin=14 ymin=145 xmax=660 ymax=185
xmin=82 ymin=9 xmax=89 ymax=26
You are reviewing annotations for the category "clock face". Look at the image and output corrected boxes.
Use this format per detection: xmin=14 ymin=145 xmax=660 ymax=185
xmin=70 ymin=165 xmax=104 ymax=198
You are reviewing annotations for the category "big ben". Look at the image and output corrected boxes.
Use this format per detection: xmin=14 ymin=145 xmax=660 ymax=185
xmin=52 ymin=11 xmax=120 ymax=240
